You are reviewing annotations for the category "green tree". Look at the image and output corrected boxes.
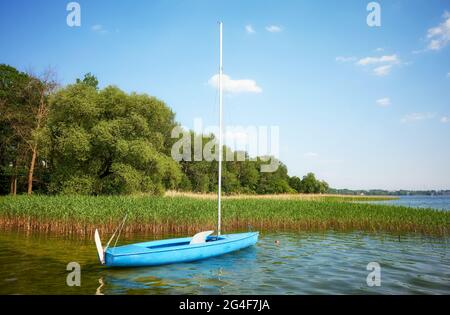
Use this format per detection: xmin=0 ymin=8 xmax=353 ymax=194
xmin=0 ymin=64 xmax=31 ymax=195
xmin=178 ymin=133 xmax=215 ymax=193
xmin=1 ymin=65 xmax=332 ymax=197
xmin=47 ymin=83 xmax=181 ymax=195
xmin=318 ymin=180 xmax=330 ymax=194
xmin=289 ymin=176 xmax=303 ymax=193
xmin=0 ymin=65 xmax=57 ymax=195
xmin=76 ymin=73 xmax=99 ymax=90
xmin=297 ymin=173 xmax=329 ymax=194
xmin=236 ymin=160 xmax=259 ymax=193
xmin=301 ymin=172 xmax=318 ymax=193
xmin=255 ymin=158 xmax=293 ymax=194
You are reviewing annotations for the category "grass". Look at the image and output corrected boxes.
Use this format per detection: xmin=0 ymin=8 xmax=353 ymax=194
xmin=0 ymin=194 xmax=448 ymax=237
xmin=164 ymin=191 xmax=398 ymax=201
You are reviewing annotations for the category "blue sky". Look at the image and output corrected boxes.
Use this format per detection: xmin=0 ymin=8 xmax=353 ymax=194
xmin=1 ymin=0 xmax=449 ymax=190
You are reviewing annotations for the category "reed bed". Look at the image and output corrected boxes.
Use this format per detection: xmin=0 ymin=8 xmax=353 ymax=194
xmin=164 ymin=191 xmax=397 ymax=202
xmin=0 ymin=195 xmax=448 ymax=237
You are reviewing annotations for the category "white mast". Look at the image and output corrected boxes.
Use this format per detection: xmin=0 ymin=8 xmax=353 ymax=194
xmin=217 ymin=22 xmax=223 ymax=236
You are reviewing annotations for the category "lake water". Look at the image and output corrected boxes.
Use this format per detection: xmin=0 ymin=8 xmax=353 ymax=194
xmin=0 ymin=230 xmax=448 ymax=294
xmin=366 ymin=195 xmax=450 ymax=211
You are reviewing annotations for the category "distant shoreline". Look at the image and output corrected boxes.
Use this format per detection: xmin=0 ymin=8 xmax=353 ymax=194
xmin=164 ymin=191 xmax=399 ymax=200
xmin=327 ymin=189 xmax=450 ymax=196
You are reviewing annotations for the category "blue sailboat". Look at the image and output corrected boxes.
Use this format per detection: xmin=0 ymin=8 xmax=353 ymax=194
xmin=95 ymin=22 xmax=259 ymax=267
xmin=97 ymin=232 xmax=258 ymax=268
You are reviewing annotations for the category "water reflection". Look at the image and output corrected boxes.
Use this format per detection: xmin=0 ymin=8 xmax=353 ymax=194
xmin=365 ymin=195 xmax=450 ymax=211
xmin=100 ymin=247 xmax=257 ymax=294
xmin=0 ymin=231 xmax=448 ymax=294
xmin=95 ymin=277 xmax=104 ymax=295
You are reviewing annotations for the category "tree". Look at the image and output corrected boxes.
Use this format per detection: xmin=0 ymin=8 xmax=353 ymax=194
xmin=1 ymin=66 xmax=333 ymax=196
xmin=318 ymin=180 xmax=329 ymax=194
xmin=301 ymin=172 xmax=318 ymax=193
xmin=47 ymin=83 xmax=181 ymax=195
xmin=0 ymin=65 xmax=57 ymax=195
xmin=236 ymin=160 xmax=259 ymax=193
xmin=255 ymin=158 xmax=293 ymax=194
xmin=76 ymin=73 xmax=99 ymax=90
xmin=24 ymin=70 xmax=58 ymax=194
xmin=178 ymin=133 xmax=216 ymax=193
xmin=0 ymin=64 xmax=30 ymax=195
xmin=296 ymin=173 xmax=329 ymax=194
xmin=289 ymin=176 xmax=302 ymax=193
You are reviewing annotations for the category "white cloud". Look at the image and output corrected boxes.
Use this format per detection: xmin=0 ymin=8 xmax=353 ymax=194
xmin=373 ymin=65 xmax=392 ymax=76
xmin=375 ymin=47 xmax=384 ymax=52
xmin=245 ymin=25 xmax=255 ymax=34
xmin=356 ymin=54 xmax=399 ymax=66
xmin=401 ymin=112 xmax=435 ymax=123
xmin=426 ymin=11 xmax=450 ymax=51
xmin=265 ymin=25 xmax=282 ymax=33
xmin=335 ymin=56 xmax=356 ymax=63
xmin=411 ymin=49 xmax=425 ymax=54
xmin=304 ymin=152 xmax=319 ymax=158
xmin=441 ymin=116 xmax=449 ymax=123
xmin=338 ymin=52 xmax=403 ymax=76
xmin=376 ymin=97 xmax=391 ymax=107
xmin=208 ymin=74 xmax=262 ymax=94
xmin=91 ymin=24 xmax=108 ymax=34
xmin=447 ymin=72 xmax=450 ymax=78
xmin=355 ymin=54 xmax=400 ymax=76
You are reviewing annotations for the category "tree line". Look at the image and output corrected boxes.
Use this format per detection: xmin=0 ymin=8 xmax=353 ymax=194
xmin=0 ymin=65 xmax=329 ymax=196
xmin=328 ymin=188 xmax=450 ymax=196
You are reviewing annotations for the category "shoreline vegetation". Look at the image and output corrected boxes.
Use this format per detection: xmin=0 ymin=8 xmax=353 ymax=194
xmin=2 ymin=67 xmax=449 ymax=239
xmin=0 ymin=67 xmax=330 ymax=198
xmin=163 ymin=191 xmax=398 ymax=201
xmin=0 ymin=193 xmax=448 ymax=237
xmin=1 ymin=68 xmax=449 ymax=239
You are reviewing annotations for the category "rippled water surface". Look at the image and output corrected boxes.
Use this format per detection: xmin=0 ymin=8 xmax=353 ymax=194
xmin=0 ymin=231 xmax=448 ymax=294
xmin=366 ymin=195 xmax=450 ymax=211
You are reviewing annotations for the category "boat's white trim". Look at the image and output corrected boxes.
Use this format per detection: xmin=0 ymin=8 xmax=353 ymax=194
xmin=94 ymin=229 xmax=105 ymax=264
xmin=190 ymin=230 xmax=214 ymax=245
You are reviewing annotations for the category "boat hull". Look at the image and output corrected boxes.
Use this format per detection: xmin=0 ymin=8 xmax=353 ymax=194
xmin=104 ymin=232 xmax=259 ymax=267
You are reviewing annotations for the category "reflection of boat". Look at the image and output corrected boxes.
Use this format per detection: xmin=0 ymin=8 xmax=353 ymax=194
xmin=95 ymin=22 xmax=259 ymax=268
xmin=96 ymin=277 xmax=104 ymax=295
xmin=97 ymin=245 xmax=257 ymax=294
